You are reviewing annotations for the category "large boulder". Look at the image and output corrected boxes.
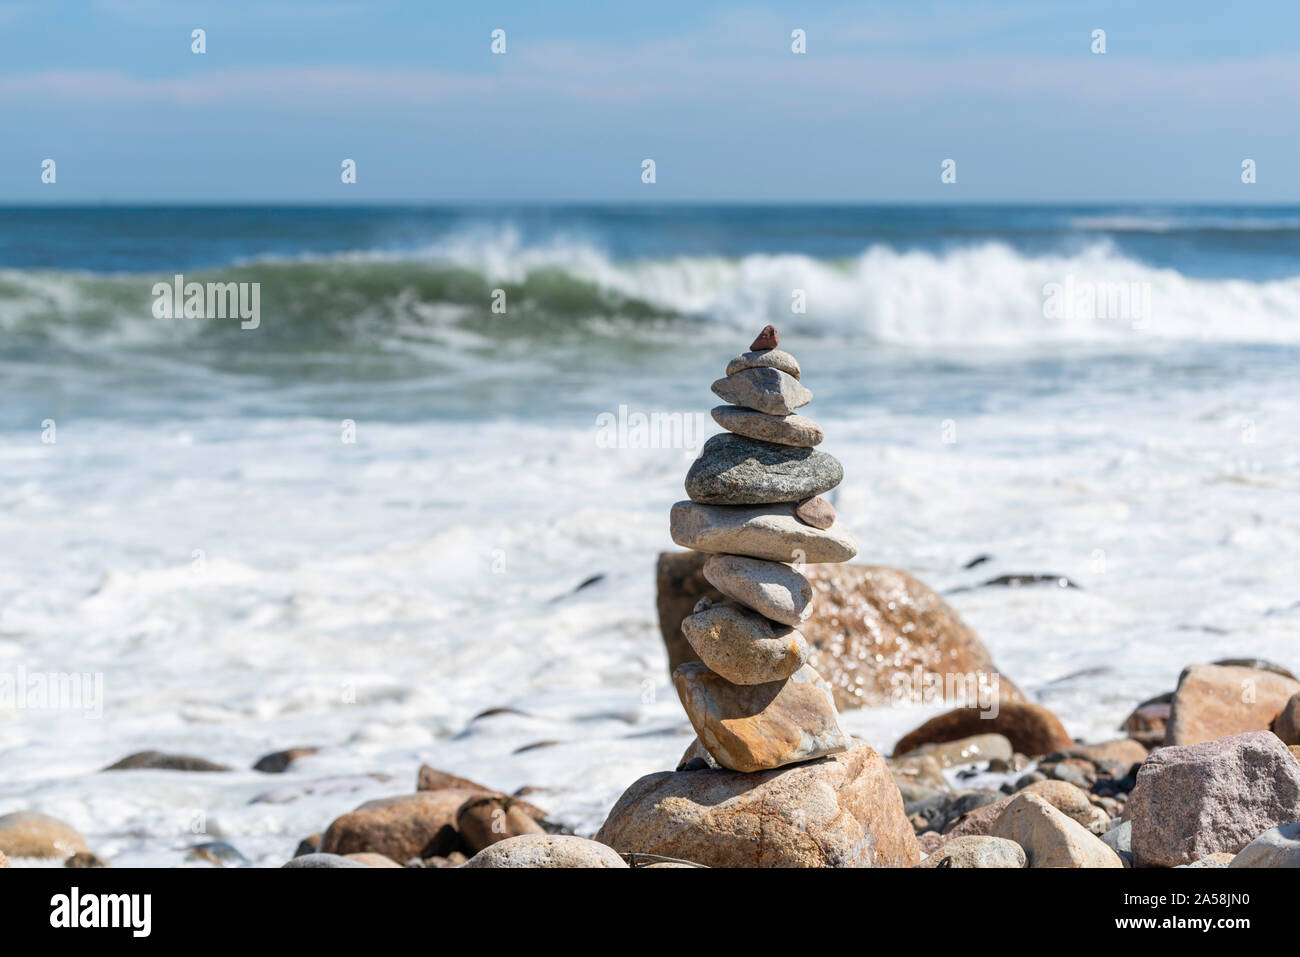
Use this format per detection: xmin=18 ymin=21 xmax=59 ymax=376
xmin=989 ymin=793 xmax=1122 ymax=868
xmin=461 ymin=834 xmax=628 ymax=868
xmin=1129 ymin=731 xmax=1300 ymax=867
xmin=893 ymin=703 xmax=1072 ymax=759
xmin=319 ymin=790 xmax=482 ymax=861
xmin=595 ymin=739 xmax=918 ymax=868
xmin=657 ymin=552 xmax=1024 ymax=710
xmin=1165 ymin=664 xmax=1300 ymax=746
xmin=0 ymin=811 xmax=90 ymax=859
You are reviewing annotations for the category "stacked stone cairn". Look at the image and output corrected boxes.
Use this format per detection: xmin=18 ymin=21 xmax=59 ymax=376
xmin=669 ymin=325 xmax=858 ymax=772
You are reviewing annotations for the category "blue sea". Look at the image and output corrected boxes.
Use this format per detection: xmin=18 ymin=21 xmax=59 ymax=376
xmin=2 ymin=204 xmax=1298 ymax=865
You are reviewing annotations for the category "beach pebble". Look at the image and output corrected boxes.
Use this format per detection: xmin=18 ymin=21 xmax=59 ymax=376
xmin=320 ymin=790 xmax=483 ymax=861
xmin=681 ymin=600 xmax=808 ymax=684
xmin=0 ymin=811 xmax=90 ymax=859
xmin=702 ymin=554 xmax=813 ymax=627
xmin=416 ymin=764 xmax=494 ymax=793
xmin=673 ymin=661 xmax=848 ymax=772
xmin=455 ymin=794 xmax=545 ymax=853
xmin=795 ymin=495 xmax=835 ymax=529
xmin=894 ymin=733 xmax=1014 ymax=769
xmin=1228 ymin=821 xmax=1300 ymax=867
xmin=893 ymin=702 xmax=1073 ymax=759
xmin=750 ymin=324 xmax=779 ymax=350
xmin=461 ymin=834 xmax=628 ymax=869
xmin=294 ymin=834 xmax=322 ymax=857
xmin=64 ymin=851 xmax=111 ymax=868
xmin=944 ymin=779 xmax=1111 ymax=840
xmin=918 ymin=835 xmax=1026 ymax=868
xmin=1129 ymin=731 xmax=1300 ymax=867
xmin=1165 ymin=663 xmax=1300 ymax=745
xmin=103 ymin=750 xmax=231 ymax=772
xmin=670 ymin=500 xmax=857 ymax=563
xmin=888 ymin=752 xmax=949 ymax=793
xmin=185 ymin=841 xmax=248 ymax=867
xmin=711 ymin=405 xmax=823 ymax=447
xmin=711 ymin=367 xmax=811 ymax=416
xmin=597 ymin=739 xmax=917 ymax=868
xmin=282 ymin=853 xmax=371 ymax=869
xmin=990 ymin=793 xmax=1123 ymax=868
xmin=725 ymin=348 xmax=801 ymax=379
xmin=686 ymin=433 xmax=841 ymax=505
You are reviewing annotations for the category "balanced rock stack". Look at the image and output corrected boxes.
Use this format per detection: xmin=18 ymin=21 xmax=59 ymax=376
xmin=669 ymin=325 xmax=857 ymax=773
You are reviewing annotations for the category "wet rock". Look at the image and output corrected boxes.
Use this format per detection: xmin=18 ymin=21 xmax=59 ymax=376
xmin=894 ymin=703 xmax=1071 ymax=759
xmin=462 ymin=835 xmax=628 ymax=869
xmin=990 ymin=793 xmax=1123 ymax=868
xmin=1129 ymin=730 xmax=1300 ymax=867
xmin=1165 ymin=664 xmax=1300 ymax=746
xmin=0 ymin=811 xmax=90 ymax=859
xmin=596 ymin=739 xmax=919 ymax=868
xmin=656 ymin=552 xmax=1024 ymax=711
xmin=918 ymin=835 xmax=1026 ymax=868
xmin=253 ymin=747 xmax=318 ymax=773
xmin=103 ymin=750 xmax=231 ymax=772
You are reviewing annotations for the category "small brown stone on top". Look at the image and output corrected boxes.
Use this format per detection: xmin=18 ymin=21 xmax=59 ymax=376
xmin=750 ymin=324 xmax=778 ymax=351
xmin=795 ymin=496 xmax=835 ymax=529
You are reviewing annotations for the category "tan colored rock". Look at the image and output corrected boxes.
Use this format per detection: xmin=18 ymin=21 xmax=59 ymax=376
xmin=894 ymin=703 xmax=1070 ymax=758
xmin=253 ymin=747 xmax=318 ymax=773
xmin=1054 ymin=738 xmax=1149 ymax=766
xmin=345 ymin=852 xmax=402 ymax=867
xmin=1273 ymin=692 xmax=1300 ymax=745
xmin=990 ymin=793 xmax=1123 ymax=868
xmin=461 ymin=835 xmax=628 ymax=868
xmin=702 ymin=556 xmax=813 ymax=627
xmin=669 ymin=503 xmax=858 ymax=564
xmin=1122 ymin=699 xmax=1171 ymax=747
xmin=595 ymin=739 xmax=919 ymax=868
xmin=795 ymin=496 xmax=835 ymax=529
xmin=674 ymin=661 xmax=848 ymax=772
xmin=895 ymin=733 xmax=1014 ymax=769
xmin=1165 ymin=664 xmax=1300 ymax=746
xmin=455 ymin=795 xmax=545 ymax=853
xmin=1228 ymin=822 xmax=1300 ymax=868
xmin=0 ymin=811 xmax=90 ymax=859
xmin=319 ymin=790 xmax=482 ymax=861
xmin=918 ymin=835 xmax=1026 ymax=868
xmin=681 ymin=599 xmax=809 ymax=684
xmin=943 ymin=779 xmax=1110 ymax=840
xmin=888 ymin=753 xmax=948 ymax=792
xmin=711 ymin=367 xmax=811 ymax=416
xmin=657 ymin=552 xmax=1025 ymax=711
xmin=711 ymin=407 xmax=823 ymax=447
xmin=416 ymin=765 xmax=492 ymax=793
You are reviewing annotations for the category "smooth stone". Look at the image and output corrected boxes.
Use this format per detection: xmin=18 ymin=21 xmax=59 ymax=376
xmin=1129 ymin=730 xmax=1300 ymax=867
xmin=750 ymin=325 xmax=779 ymax=350
xmin=918 ymin=835 xmax=1027 ymax=868
xmin=673 ymin=661 xmax=849 ymax=772
xmin=888 ymin=752 xmax=949 ymax=792
xmin=455 ymin=794 xmax=545 ymax=853
xmin=942 ymin=779 xmax=1111 ymax=840
xmin=416 ymin=765 xmax=494 ymax=793
xmin=725 ymin=348 xmax=801 ymax=379
xmin=701 ymin=555 xmax=813 ymax=627
xmin=1165 ymin=663 xmax=1300 ymax=746
xmin=596 ymin=739 xmax=919 ymax=868
xmin=681 ymin=600 xmax=808 ymax=684
xmin=103 ymin=750 xmax=231 ymax=772
xmin=795 ymin=496 xmax=835 ymax=528
xmin=1228 ymin=821 xmax=1300 ymax=867
xmin=64 ymin=851 xmax=111 ymax=868
xmin=990 ymin=793 xmax=1123 ymax=868
xmin=1272 ymin=691 xmax=1300 ymax=745
xmin=319 ymin=790 xmax=484 ymax=861
xmin=710 ymin=406 xmax=823 ymax=447
xmin=253 ymin=747 xmax=318 ymax=773
xmin=460 ymin=835 xmax=628 ymax=868
xmin=0 ymin=811 xmax=91 ymax=859
xmin=669 ymin=501 xmax=857 ymax=563
xmin=1053 ymin=738 xmax=1149 ymax=766
xmin=686 ymin=433 xmax=840 ymax=505
xmin=710 ymin=367 xmax=812 ymax=417
xmin=893 ymin=703 xmax=1072 ymax=759
xmin=345 ymin=852 xmax=402 ymax=867
xmin=895 ymin=733 xmax=1014 ymax=769
xmin=282 ymin=853 xmax=371 ymax=868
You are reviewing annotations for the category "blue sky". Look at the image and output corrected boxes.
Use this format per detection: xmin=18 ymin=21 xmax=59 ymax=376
xmin=3 ymin=0 xmax=1299 ymax=202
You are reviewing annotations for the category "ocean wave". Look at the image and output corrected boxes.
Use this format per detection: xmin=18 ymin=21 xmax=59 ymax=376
xmin=3 ymin=236 xmax=1300 ymax=355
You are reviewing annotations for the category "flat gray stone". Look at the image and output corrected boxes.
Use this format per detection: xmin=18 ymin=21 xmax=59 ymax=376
xmin=681 ymin=600 xmax=808 ymax=684
xmin=702 ymin=555 xmax=813 ymax=626
xmin=711 ymin=367 xmax=812 ymax=416
xmin=685 ymin=433 xmax=842 ymax=505
xmin=669 ymin=500 xmax=858 ymax=563
xmin=711 ymin=406 xmax=823 ymax=447
xmin=281 ymin=853 xmax=371 ymax=868
xmin=725 ymin=349 xmax=801 ymax=380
